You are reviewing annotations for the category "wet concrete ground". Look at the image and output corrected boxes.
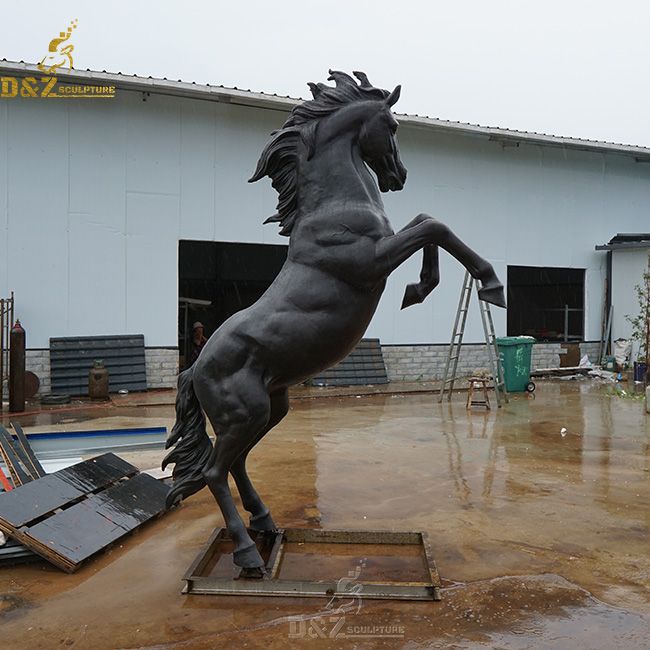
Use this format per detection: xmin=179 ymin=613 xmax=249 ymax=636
xmin=1 ymin=380 xmax=649 ymax=648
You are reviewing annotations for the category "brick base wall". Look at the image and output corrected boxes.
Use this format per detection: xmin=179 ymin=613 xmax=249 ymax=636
xmin=382 ymin=342 xmax=601 ymax=382
xmin=25 ymin=349 xmax=51 ymax=395
xmin=19 ymin=347 xmax=179 ymax=395
xmin=14 ymin=343 xmax=603 ymax=395
xmin=580 ymin=341 xmax=601 ymax=364
xmin=145 ymin=348 xmax=179 ymax=389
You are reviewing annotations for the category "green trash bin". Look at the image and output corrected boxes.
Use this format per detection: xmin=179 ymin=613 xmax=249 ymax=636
xmin=496 ymin=336 xmax=536 ymax=392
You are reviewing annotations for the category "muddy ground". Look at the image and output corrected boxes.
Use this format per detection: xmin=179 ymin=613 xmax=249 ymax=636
xmin=1 ymin=380 xmax=649 ymax=648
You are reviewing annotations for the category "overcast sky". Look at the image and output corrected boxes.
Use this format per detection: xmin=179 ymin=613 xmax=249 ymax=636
xmin=3 ymin=1 xmax=650 ymax=147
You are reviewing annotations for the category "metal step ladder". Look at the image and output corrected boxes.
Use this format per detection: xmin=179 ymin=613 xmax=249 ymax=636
xmin=439 ymin=271 xmax=508 ymax=406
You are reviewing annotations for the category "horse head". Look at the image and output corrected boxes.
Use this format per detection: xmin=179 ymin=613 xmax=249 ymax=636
xmin=304 ymin=70 xmax=407 ymax=192
xmin=357 ymin=81 xmax=407 ymax=192
xmin=250 ymin=70 xmax=407 ymax=235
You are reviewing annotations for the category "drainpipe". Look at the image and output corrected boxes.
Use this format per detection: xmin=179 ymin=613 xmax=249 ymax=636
xmin=605 ymin=250 xmax=612 ymax=356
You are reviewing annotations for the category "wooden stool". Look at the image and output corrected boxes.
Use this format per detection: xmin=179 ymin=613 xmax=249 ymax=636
xmin=466 ymin=377 xmax=491 ymax=409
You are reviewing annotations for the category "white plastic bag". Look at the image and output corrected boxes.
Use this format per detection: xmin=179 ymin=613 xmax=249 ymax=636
xmin=613 ymin=338 xmax=632 ymax=367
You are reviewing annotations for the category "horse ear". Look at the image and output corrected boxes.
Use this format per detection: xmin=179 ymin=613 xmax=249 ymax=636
xmin=385 ymin=85 xmax=401 ymax=107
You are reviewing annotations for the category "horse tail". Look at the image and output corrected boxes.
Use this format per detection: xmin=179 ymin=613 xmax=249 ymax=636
xmin=162 ymin=366 xmax=213 ymax=508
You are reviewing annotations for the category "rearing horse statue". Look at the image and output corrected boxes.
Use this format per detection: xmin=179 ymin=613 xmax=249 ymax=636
xmin=163 ymin=70 xmax=505 ymax=574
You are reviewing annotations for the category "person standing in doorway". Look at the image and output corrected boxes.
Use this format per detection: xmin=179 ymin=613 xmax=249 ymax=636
xmin=189 ymin=321 xmax=208 ymax=367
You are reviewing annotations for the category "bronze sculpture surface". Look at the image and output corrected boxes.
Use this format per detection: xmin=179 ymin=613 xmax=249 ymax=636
xmin=163 ymin=71 xmax=505 ymax=573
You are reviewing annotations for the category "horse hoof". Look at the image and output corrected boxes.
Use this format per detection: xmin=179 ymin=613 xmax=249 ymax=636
xmin=239 ymin=566 xmax=266 ymax=579
xmin=233 ymin=543 xmax=265 ymax=569
xmin=401 ymin=284 xmax=423 ymax=309
xmin=478 ymin=284 xmax=506 ymax=308
xmin=249 ymin=511 xmax=277 ymax=532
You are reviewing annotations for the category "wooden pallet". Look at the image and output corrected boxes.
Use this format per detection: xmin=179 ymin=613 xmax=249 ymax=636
xmin=0 ymin=453 xmax=169 ymax=572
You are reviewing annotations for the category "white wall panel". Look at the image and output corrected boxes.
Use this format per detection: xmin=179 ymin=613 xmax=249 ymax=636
xmin=126 ymin=93 xmax=181 ymax=196
xmin=212 ymin=103 xmax=286 ymax=245
xmin=6 ymin=100 xmax=68 ymax=344
xmin=179 ymin=99 xmax=216 ymax=240
xmin=2 ymin=88 xmax=650 ymax=348
xmin=125 ymin=191 xmax=178 ymax=346
xmin=612 ymin=248 xmax=649 ymax=352
xmin=68 ymin=213 xmax=126 ymax=336
xmin=69 ymin=100 xmax=127 ymax=223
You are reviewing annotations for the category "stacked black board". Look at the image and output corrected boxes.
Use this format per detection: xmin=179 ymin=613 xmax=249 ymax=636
xmin=311 ymin=338 xmax=389 ymax=386
xmin=0 ymin=453 xmax=169 ymax=572
xmin=50 ymin=334 xmax=147 ymax=396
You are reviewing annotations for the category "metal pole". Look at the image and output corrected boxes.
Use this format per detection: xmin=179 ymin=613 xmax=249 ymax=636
xmin=0 ymin=298 xmax=5 ymax=404
xmin=0 ymin=298 xmax=4 ymax=407
xmin=564 ymin=304 xmax=569 ymax=342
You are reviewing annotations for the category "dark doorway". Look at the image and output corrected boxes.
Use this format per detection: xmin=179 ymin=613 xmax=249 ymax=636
xmin=507 ymin=266 xmax=585 ymax=342
xmin=178 ymin=240 xmax=288 ymax=367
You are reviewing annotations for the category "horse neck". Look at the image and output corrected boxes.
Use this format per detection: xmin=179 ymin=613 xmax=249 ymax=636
xmin=297 ymin=134 xmax=384 ymax=215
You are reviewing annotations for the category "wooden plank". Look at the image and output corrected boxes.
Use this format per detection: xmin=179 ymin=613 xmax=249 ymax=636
xmin=10 ymin=422 xmax=46 ymax=479
xmin=0 ymin=446 xmax=21 ymax=487
xmin=0 ymin=453 xmax=168 ymax=572
xmin=1 ymin=429 xmax=39 ymax=481
xmin=0 ymin=425 xmax=32 ymax=486
xmin=0 ymin=474 xmax=84 ymax=527
xmin=26 ymin=500 xmax=130 ymax=567
xmin=23 ymin=473 xmax=168 ymax=569
xmin=90 ymin=472 xmax=168 ymax=528
xmin=56 ymin=453 xmax=137 ymax=493
xmin=0 ymin=453 xmax=137 ymax=527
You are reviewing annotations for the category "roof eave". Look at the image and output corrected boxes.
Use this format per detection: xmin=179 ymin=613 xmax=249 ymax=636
xmin=3 ymin=60 xmax=650 ymax=161
xmin=596 ymin=242 xmax=650 ymax=251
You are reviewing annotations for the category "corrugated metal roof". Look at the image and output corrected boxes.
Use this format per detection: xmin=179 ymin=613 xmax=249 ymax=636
xmin=595 ymin=233 xmax=650 ymax=251
xmin=3 ymin=59 xmax=650 ymax=161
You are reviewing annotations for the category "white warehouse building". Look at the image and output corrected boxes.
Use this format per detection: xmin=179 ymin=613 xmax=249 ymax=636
xmin=1 ymin=61 xmax=649 ymax=393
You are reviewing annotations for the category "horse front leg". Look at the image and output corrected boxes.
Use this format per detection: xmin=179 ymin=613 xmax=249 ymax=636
xmin=376 ymin=213 xmax=506 ymax=308
xmin=401 ymin=243 xmax=440 ymax=309
xmin=389 ymin=214 xmax=441 ymax=309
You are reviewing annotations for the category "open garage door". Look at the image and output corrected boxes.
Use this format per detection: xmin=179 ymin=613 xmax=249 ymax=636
xmin=507 ymin=265 xmax=585 ymax=342
xmin=178 ymin=240 xmax=287 ymax=369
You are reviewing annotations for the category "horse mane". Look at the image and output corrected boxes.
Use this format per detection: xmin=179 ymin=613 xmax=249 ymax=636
xmin=249 ymin=70 xmax=390 ymax=236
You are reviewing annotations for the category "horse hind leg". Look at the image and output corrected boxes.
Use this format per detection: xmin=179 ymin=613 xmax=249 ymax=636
xmin=230 ymin=389 xmax=289 ymax=532
xmin=200 ymin=381 xmax=272 ymax=571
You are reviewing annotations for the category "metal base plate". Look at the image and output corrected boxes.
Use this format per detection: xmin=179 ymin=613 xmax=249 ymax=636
xmin=183 ymin=527 xmax=441 ymax=601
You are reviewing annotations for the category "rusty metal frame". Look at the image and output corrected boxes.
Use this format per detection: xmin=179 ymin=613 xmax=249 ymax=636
xmin=0 ymin=292 xmax=14 ymax=407
xmin=183 ymin=527 xmax=441 ymax=601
